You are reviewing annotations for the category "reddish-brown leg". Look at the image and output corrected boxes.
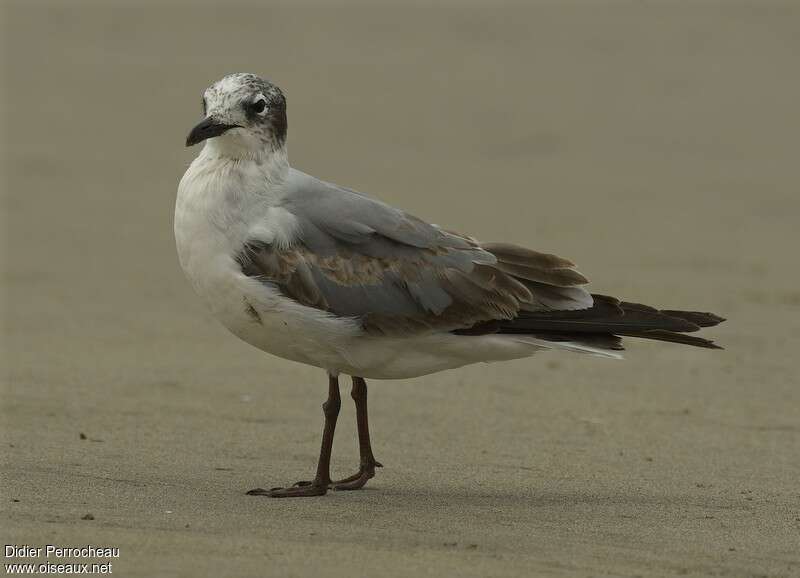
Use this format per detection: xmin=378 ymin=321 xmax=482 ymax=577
xmin=332 ymin=376 xmax=382 ymax=490
xmin=247 ymin=374 xmax=340 ymax=498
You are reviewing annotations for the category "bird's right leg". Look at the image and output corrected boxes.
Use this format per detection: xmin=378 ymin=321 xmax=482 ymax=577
xmin=331 ymin=376 xmax=382 ymax=490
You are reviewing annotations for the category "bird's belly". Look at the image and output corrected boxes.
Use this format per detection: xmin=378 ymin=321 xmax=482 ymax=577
xmin=188 ymin=268 xmax=543 ymax=378
xmin=192 ymin=263 xmax=362 ymax=370
xmin=176 ymin=233 xmax=542 ymax=378
xmin=334 ymin=333 xmax=545 ymax=379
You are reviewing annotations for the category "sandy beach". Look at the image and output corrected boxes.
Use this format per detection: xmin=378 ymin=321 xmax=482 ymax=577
xmin=2 ymin=2 xmax=799 ymax=576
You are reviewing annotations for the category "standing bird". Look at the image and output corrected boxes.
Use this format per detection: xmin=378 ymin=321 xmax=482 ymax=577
xmin=176 ymin=73 xmax=724 ymax=498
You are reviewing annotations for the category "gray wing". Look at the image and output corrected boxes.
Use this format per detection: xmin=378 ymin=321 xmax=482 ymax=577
xmin=237 ymin=169 xmax=592 ymax=335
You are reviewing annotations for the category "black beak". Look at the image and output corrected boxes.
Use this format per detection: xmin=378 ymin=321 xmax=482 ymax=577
xmin=185 ymin=117 xmax=239 ymax=147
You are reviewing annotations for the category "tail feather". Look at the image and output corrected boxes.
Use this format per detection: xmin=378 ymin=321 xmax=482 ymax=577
xmin=616 ymin=329 xmax=722 ymax=349
xmin=456 ymin=294 xmax=725 ymax=351
xmin=660 ymin=310 xmax=726 ymax=328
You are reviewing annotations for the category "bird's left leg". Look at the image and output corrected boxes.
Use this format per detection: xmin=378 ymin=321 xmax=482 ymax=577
xmin=331 ymin=376 xmax=382 ymax=490
xmin=247 ymin=374 xmax=340 ymax=498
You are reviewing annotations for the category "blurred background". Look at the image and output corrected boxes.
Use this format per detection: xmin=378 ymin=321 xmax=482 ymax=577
xmin=2 ymin=2 xmax=799 ymax=577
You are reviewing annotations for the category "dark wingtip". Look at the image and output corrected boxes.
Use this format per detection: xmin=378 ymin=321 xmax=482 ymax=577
xmin=661 ymin=310 xmax=726 ymax=328
xmin=619 ymin=329 xmax=724 ymax=349
xmin=690 ymin=336 xmax=724 ymax=350
xmin=696 ymin=312 xmax=726 ymax=326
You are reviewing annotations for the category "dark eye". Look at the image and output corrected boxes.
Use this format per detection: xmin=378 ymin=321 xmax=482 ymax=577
xmin=251 ymin=99 xmax=267 ymax=114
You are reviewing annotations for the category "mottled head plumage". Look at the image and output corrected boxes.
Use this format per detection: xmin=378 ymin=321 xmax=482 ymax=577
xmin=187 ymin=73 xmax=287 ymax=155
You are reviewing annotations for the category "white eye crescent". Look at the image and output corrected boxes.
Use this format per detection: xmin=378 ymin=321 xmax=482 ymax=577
xmin=251 ymin=96 xmax=267 ymax=115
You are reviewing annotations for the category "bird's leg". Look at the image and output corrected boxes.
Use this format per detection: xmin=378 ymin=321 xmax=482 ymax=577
xmin=247 ymin=374 xmax=340 ymax=498
xmin=331 ymin=376 xmax=382 ymax=491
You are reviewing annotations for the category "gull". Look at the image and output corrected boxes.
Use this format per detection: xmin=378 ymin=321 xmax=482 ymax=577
xmin=175 ymin=73 xmax=724 ymax=498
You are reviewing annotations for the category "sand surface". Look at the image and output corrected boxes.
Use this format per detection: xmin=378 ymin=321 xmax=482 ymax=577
xmin=2 ymin=2 xmax=799 ymax=577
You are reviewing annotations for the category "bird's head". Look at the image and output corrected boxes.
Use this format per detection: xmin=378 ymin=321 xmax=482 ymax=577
xmin=186 ymin=73 xmax=287 ymax=158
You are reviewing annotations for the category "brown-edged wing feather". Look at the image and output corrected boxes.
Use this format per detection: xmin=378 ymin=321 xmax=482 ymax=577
xmin=236 ymin=170 xmax=592 ymax=335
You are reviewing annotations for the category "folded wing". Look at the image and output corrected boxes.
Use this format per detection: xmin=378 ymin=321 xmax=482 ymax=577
xmin=238 ymin=170 xmax=724 ymax=349
xmin=237 ymin=170 xmax=591 ymax=335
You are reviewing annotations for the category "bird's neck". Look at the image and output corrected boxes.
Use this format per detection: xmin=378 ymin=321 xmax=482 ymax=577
xmin=200 ymin=141 xmax=290 ymax=182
